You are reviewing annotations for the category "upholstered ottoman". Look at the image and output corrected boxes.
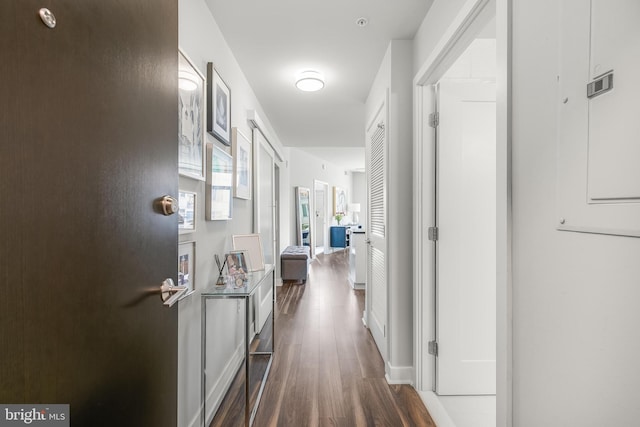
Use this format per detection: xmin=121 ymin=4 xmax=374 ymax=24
xmin=281 ymin=246 xmax=310 ymax=283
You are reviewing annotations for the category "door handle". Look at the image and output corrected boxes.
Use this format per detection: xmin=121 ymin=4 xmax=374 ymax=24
xmin=160 ymin=278 xmax=187 ymax=307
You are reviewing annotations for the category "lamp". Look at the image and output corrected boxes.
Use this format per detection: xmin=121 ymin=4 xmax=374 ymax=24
xmin=348 ymin=203 xmax=361 ymax=224
xmin=295 ymin=70 xmax=325 ymax=92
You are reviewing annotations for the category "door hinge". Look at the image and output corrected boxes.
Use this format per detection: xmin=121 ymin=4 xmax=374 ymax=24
xmin=428 ymin=112 xmax=439 ymax=128
xmin=428 ymin=340 xmax=438 ymax=357
xmin=428 ymin=226 xmax=438 ymax=241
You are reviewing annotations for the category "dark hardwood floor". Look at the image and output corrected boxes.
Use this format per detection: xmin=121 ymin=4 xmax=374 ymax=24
xmin=211 ymin=250 xmax=435 ymax=427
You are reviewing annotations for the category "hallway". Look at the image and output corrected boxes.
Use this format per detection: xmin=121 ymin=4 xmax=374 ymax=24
xmin=211 ymin=251 xmax=435 ymax=426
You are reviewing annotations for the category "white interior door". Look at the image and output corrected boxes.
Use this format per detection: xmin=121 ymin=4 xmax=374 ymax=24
xmin=253 ymin=129 xmax=275 ymax=333
xmin=436 ymin=79 xmax=496 ymax=395
xmin=366 ymin=102 xmax=388 ymax=361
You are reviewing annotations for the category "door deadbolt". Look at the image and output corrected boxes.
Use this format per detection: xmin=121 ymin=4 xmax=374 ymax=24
xmin=157 ymin=195 xmax=178 ymax=216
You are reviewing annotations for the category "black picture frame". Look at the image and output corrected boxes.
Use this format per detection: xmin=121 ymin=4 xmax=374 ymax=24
xmin=207 ymin=63 xmax=231 ymax=146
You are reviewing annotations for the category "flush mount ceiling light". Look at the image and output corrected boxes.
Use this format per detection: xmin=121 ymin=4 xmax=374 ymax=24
xmin=295 ymin=70 xmax=325 ymax=92
xmin=178 ymin=70 xmax=198 ymax=91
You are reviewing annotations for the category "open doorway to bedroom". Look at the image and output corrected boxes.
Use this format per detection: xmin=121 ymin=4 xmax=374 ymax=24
xmin=314 ymin=180 xmax=329 ymax=256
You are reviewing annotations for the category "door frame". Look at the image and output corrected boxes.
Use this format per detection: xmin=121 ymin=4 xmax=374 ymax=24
xmin=412 ymin=0 xmax=512 ymax=425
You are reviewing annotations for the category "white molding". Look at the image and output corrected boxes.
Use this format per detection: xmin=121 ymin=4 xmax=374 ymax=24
xmin=187 ymin=405 xmax=201 ymax=427
xmin=413 ymin=79 xmax=426 ymax=393
xmin=414 ymin=0 xmax=492 ymax=86
xmin=385 ymin=362 xmax=414 ymax=385
xmin=495 ymin=0 xmax=513 ymax=426
xmin=417 ymin=391 xmax=457 ymax=427
xmin=204 ymin=343 xmax=244 ymax=426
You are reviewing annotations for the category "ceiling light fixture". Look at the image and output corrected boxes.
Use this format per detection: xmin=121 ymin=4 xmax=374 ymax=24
xmin=295 ymin=70 xmax=325 ymax=92
xmin=178 ymin=70 xmax=198 ymax=91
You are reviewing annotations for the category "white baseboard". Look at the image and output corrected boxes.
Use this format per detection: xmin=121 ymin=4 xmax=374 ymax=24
xmin=384 ymin=362 xmax=414 ymax=385
xmin=418 ymin=390 xmax=456 ymax=427
xmin=202 ymin=343 xmax=244 ymax=427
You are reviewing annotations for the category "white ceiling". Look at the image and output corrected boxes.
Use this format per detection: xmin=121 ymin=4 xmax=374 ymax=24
xmin=205 ymin=0 xmax=433 ymax=170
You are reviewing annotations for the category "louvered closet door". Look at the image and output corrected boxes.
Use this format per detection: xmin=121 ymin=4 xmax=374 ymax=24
xmin=367 ymin=105 xmax=388 ymax=361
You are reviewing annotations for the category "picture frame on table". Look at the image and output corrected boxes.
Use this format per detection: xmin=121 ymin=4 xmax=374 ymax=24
xmin=232 ymin=233 xmax=265 ymax=272
xmin=178 ymin=241 xmax=196 ymax=295
xmin=178 ymin=49 xmax=206 ymax=181
xmin=178 ymin=190 xmax=196 ymax=234
xmin=207 ymin=63 xmax=231 ymax=146
xmin=225 ymin=250 xmax=249 ymax=288
xmin=205 ymin=143 xmax=233 ymax=220
xmin=232 ymin=128 xmax=252 ymax=200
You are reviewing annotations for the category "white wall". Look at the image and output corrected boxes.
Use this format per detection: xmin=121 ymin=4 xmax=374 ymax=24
xmin=287 ymin=148 xmax=351 ymax=250
xmin=366 ymin=40 xmax=415 ymax=381
xmin=177 ymin=1 xmax=287 ymax=426
xmin=511 ymin=1 xmax=640 ymax=425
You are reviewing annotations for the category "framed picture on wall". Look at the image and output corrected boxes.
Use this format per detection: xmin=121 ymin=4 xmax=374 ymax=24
xmin=178 ymin=241 xmax=196 ymax=294
xmin=178 ymin=190 xmax=196 ymax=234
xmin=333 ymin=186 xmax=347 ymax=215
xmin=232 ymin=128 xmax=252 ymax=200
xmin=178 ymin=49 xmax=206 ymax=180
xmin=206 ymin=143 xmax=233 ymax=220
xmin=207 ymin=63 xmax=231 ymax=146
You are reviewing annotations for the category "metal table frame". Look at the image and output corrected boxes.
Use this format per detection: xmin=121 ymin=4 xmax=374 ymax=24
xmin=201 ymin=264 xmax=275 ymax=427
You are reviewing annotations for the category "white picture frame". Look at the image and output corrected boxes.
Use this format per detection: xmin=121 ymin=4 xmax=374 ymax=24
xmin=178 ymin=49 xmax=206 ymax=181
xmin=206 ymin=143 xmax=233 ymax=220
xmin=232 ymin=234 xmax=265 ymax=272
xmin=178 ymin=190 xmax=196 ymax=234
xmin=333 ymin=186 xmax=347 ymax=215
xmin=232 ymin=128 xmax=252 ymax=200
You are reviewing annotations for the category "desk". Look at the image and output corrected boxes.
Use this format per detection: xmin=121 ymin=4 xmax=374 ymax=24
xmin=201 ymin=265 xmax=275 ymax=427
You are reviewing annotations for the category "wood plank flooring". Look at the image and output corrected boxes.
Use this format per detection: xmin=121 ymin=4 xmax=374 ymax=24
xmin=211 ymin=250 xmax=435 ymax=427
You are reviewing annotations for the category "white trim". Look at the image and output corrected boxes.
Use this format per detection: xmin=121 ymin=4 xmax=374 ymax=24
xmin=384 ymin=362 xmax=414 ymax=385
xmin=495 ymin=1 xmax=512 ymax=426
xmin=204 ymin=343 xmax=244 ymax=426
xmin=417 ymin=391 xmax=457 ymax=427
xmin=415 ymin=0 xmax=492 ymax=86
xmin=412 ymin=0 xmax=512 ymax=426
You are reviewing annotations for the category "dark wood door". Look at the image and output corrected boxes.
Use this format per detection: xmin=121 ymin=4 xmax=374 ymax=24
xmin=0 ymin=1 xmax=179 ymax=426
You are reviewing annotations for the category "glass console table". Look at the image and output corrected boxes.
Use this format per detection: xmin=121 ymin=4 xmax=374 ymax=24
xmin=201 ymin=264 xmax=275 ymax=427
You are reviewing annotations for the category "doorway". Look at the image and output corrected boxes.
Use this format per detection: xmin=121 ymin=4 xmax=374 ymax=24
xmin=314 ymin=180 xmax=329 ymax=255
xmin=413 ymin=1 xmax=509 ymax=426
